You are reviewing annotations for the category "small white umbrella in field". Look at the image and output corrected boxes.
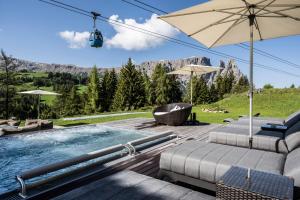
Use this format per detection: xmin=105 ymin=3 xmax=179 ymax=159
xmin=167 ymin=64 xmax=219 ymax=105
xmin=18 ymin=90 xmax=61 ymax=119
xmin=160 ymin=0 xmax=300 ymax=148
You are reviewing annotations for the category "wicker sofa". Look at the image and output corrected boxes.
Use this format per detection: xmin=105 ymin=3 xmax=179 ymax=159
xmin=153 ymin=103 xmax=192 ymax=126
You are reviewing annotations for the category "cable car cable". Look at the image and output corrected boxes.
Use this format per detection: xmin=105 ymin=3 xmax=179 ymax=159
xmin=37 ymin=0 xmax=300 ymax=78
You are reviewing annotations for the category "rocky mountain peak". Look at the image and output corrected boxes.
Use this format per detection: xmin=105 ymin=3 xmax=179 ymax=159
xmin=1 ymin=56 xmax=245 ymax=86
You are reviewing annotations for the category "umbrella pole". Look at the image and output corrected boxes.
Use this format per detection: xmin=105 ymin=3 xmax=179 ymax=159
xmin=190 ymin=71 xmax=193 ymax=105
xmin=249 ymin=15 xmax=255 ymax=149
xmin=38 ymin=94 xmax=40 ymax=119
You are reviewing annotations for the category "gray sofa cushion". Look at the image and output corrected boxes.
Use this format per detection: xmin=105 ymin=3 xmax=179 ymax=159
xmin=213 ymin=125 xmax=284 ymax=138
xmin=284 ymin=110 xmax=300 ymax=128
xmin=285 ymin=131 xmax=300 ymax=152
xmin=160 ymin=141 xmax=286 ymax=183
xmin=285 ymin=121 xmax=300 ymax=137
xmin=237 ymin=116 xmax=284 ymax=126
xmin=209 ymin=131 xmax=285 ymax=153
xmin=284 ymin=147 xmax=300 ymax=187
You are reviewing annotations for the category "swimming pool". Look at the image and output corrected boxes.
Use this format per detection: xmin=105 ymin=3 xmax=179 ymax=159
xmin=0 ymin=125 xmax=149 ymax=194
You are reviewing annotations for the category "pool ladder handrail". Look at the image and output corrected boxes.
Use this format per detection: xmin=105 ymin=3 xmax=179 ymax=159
xmin=16 ymin=131 xmax=175 ymax=198
xmin=125 ymin=131 xmax=176 ymax=155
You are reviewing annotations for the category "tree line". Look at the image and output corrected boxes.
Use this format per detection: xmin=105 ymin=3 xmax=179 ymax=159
xmin=0 ymin=51 xmax=249 ymax=120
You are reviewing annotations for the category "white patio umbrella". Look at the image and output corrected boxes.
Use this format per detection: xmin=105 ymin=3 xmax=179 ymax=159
xmin=18 ymin=90 xmax=61 ymax=119
xmin=167 ymin=64 xmax=219 ymax=105
xmin=159 ymin=0 xmax=300 ymax=148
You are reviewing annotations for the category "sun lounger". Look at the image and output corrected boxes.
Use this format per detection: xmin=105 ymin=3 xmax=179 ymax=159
xmin=236 ymin=109 xmax=300 ymax=128
xmin=0 ymin=119 xmax=21 ymax=126
xmin=53 ymin=170 xmax=214 ymax=200
xmin=2 ymin=123 xmax=40 ymax=135
xmin=159 ymin=132 xmax=300 ymax=192
xmin=208 ymin=120 xmax=300 ymax=152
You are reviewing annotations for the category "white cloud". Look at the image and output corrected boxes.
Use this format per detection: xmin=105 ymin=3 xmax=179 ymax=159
xmin=106 ymin=14 xmax=179 ymax=50
xmin=59 ymin=31 xmax=90 ymax=49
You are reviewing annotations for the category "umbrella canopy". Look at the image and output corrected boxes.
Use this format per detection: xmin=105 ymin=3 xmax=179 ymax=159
xmin=18 ymin=90 xmax=61 ymax=96
xmin=159 ymin=0 xmax=300 ymax=48
xmin=168 ymin=64 xmax=219 ymax=75
xmin=18 ymin=90 xmax=61 ymax=119
xmin=160 ymin=0 xmax=300 ymax=148
xmin=167 ymin=64 xmax=219 ymax=104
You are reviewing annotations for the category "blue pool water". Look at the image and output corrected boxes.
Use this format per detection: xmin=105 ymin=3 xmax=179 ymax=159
xmin=0 ymin=125 xmax=148 ymax=194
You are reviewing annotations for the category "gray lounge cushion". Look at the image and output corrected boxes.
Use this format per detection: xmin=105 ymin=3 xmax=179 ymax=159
xmin=237 ymin=116 xmax=284 ymax=126
xmin=285 ymin=121 xmax=300 ymax=137
xmin=160 ymin=141 xmax=286 ymax=183
xmin=285 ymin=131 xmax=300 ymax=152
xmin=284 ymin=110 xmax=300 ymax=128
xmin=54 ymin=170 xmax=214 ymax=200
xmin=209 ymin=131 xmax=285 ymax=153
xmin=284 ymin=147 xmax=300 ymax=187
xmin=212 ymin=125 xmax=284 ymax=138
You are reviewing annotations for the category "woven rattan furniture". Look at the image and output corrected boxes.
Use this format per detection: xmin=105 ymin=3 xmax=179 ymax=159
xmin=153 ymin=103 xmax=192 ymax=126
xmin=216 ymin=166 xmax=294 ymax=200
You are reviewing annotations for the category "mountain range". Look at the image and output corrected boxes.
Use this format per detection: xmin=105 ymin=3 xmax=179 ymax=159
xmin=8 ymin=56 xmax=245 ymax=85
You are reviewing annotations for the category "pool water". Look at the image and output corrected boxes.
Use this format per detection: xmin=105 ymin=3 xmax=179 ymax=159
xmin=0 ymin=125 xmax=148 ymax=194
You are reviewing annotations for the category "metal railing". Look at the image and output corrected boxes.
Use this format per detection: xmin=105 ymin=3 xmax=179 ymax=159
xmin=16 ymin=131 xmax=175 ymax=198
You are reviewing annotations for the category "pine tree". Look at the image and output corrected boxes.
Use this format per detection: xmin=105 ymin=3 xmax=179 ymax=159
xmin=0 ymin=50 xmax=17 ymax=119
xmin=232 ymin=75 xmax=249 ymax=93
xmin=209 ymin=83 xmax=219 ymax=103
xmin=112 ymin=58 xmax=146 ymax=110
xmin=290 ymin=84 xmax=295 ymax=89
xmin=215 ymin=74 xmax=225 ymax=99
xmin=196 ymin=76 xmax=209 ymax=104
xmin=107 ymin=69 xmax=118 ymax=110
xmin=101 ymin=69 xmax=118 ymax=111
xmin=100 ymin=70 xmax=110 ymax=111
xmin=52 ymin=84 xmax=74 ymax=117
xmin=143 ymin=72 xmax=155 ymax=106
xmin=224 ymin=71 xmax=235 ymax=93
xmin=64 ymin=85 xmax=83 ymax=116
xmin=155 ymin=64 xmax=170 ymax=105
xmin=85 ymin=66 xmax=101 ymax=113
xmin=167 ymin=73 xmax=182 ymax=103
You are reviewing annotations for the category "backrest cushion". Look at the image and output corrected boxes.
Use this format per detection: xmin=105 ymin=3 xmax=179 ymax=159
xmin=285 ymin=131 xmax=300 ymax=152
xmin=285 ymin=121 xmax=300 ymax=137
xmin=284 ymin=110 xmax=300 ymax=128
xmin=284 ymin=147 xmax=300 ymax=187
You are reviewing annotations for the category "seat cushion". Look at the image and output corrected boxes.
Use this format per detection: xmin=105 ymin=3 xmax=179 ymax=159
xmin=209 ymin=131 xmax=285 ymax=153
xmin=285 ymin=131 xmax=300 ymax=152
xmin=284 ymin=110 xmax=300 ymax=128
xmin=213 ymin=125 xmax=284 ymax=138
xmin=285 ymin=121 xmax=300 ymax=137
xmin=284 ymin=147 xmax=300 ymax=187
xmin=160 ymin=141 xmax=286 ymax=183
xmin=237 ymin=116 xmax=284 ymax=126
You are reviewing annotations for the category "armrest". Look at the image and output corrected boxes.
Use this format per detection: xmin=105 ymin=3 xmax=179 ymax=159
xmin=261 ymin=123 xmax=288 ymax=132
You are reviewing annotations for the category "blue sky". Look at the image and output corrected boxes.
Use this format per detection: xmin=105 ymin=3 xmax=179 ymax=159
xmin=0 ymin=0 xmax=300 ymax=88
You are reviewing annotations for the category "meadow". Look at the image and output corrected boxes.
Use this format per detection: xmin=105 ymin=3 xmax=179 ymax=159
xmin=54 ymin=88 xmax=300 ymax=126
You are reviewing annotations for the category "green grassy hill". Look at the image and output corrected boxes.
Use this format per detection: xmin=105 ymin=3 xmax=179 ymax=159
xmin=193 ymin=88 xmax=300 ymax=124
xmin=11 ymin=72 xmax=300 ymax=126
xmin=54 ymin=88 xmax=300 ymax=126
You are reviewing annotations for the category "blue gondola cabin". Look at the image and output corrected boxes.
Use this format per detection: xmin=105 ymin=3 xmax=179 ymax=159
xmin=89 ymin=29 xmax=103 ymax=48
